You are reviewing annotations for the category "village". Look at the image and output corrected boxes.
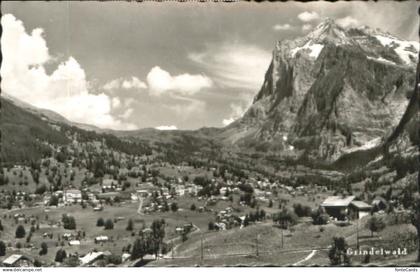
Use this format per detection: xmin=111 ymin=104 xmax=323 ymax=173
xmin=0 ymin=128 xmax=417 ymax=267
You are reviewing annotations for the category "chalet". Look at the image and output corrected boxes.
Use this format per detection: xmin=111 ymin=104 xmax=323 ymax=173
xmin=69 ymin=240 xmax=81 ymax=246
xmin=122 ymin=253 xmax=131 ymax=262
xmin=136 ymin=189 xmax=150 ymax=198
xmin=63 ymin=233 xmax=74 ymax=240
xmin=175 ymin=227 xmax=184 ymax=233
xmin=94 ymin=235 xmax=109 ymax=243
xmin=64 ymin=189 xmax=82 ymax=203
xmin=372 ymin=196 xmax=388 ymax=211
xmin=80 ymin=251 xmax=106 ymax=266
xmin=349 ymin=201 xmax=372 ymax=219
xmin=102 ymin=179 xmax=119 ymax=192
xmin=2 ymin=254 xmax=33 ymax=267
xmin=321 ymin=196 xmax=356 ymax=220
xmin=175 ymin=185 xmax=185 ymax=196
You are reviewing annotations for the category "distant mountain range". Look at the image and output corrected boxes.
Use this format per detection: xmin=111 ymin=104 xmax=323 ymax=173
xmin=1 ymin=19 xmax=418 ymax=169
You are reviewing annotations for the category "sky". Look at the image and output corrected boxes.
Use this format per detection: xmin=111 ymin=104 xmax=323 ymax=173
xmin=1 ymin=1 xmax=418 ymax=131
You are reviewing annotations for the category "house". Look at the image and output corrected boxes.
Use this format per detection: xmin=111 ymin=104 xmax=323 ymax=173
xmin=122 ymin=253 xmax=131 ymax=262
xmin=321 ymin=196 xmax=356 ymax=220
xmin=349 ymin=201 xmax=372 ymax=219
xmin=102 ymin=179 xmax=119 ymax=192
xmin=69 ymin=240 xmax=81 ymax=246
xmin=372 ymin=196 xmax=388 ymax=211
xmin=136 ymin=189 xmax=150 ymax=198
xmin=80 ymin=251 xmax=105 ymax=266
xmin=176 ymin=185 xmax=185 ymax=196
xmin=64 ymin=189 xmax=82 ymax=203
xmin=94 ymin=235 xmax=109 ymax=243
xmin=2 ymin=254 xmax=33 ymax=267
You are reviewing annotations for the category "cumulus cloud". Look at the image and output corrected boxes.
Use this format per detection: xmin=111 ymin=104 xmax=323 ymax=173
xmin=189 ymin=42 xmax=271 ymax=90
xmin=302 ymin=24 xmax=313 ymax=31
xmin=111 ymin=97 xmax=121 ymax=109
xmin=336 ymin=16 xmax=360 ymax=28
xmin=119 ymin=108 xmax=134 ymax=119
xmin=146 ymin=66 xmax=212 ymax=96
xmin=298 ymin=11 xmax=320 ymax=22
xmin=1 ymin=14 xmax=137 ymax=130
xmin=104 ymin=76 xmax=147 ymax=90
xmin=273 ymin=24 xmax=292 ymax=31
xmin=222 ymin=100 xmax=250 ymax=127
xmin=155 ymin=125 xmax=178 ymax=130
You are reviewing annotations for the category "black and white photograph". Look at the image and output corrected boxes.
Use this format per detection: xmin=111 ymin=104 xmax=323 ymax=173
xmin=0 ymin=0 xmax=419 ymax=269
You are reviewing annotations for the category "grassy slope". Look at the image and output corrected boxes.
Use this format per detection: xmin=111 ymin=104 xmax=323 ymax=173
xmin=0 ymin=98 xmax=69 ymax=165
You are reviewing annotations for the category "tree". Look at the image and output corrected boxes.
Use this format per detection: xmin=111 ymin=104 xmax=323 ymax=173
xmin=181 ymin=230 xmax=188 ymax=242
xmin=273 ymin=208 xmax=298 ymax=229
xmin=55 ymin=248 xmax=67 ymax=262
xmin=131 ymin=238 xmax=146 ymax=260
xmin=208 ymin=221 xmax=215 ymax=231
xmin=15 ymin=225 xmax=26 ymax=238
xmin=63 ymin=256 xmax=80 ymax=267
xmin=170 ymin=202 xmax=178 ymax=212
xmin=104 ymin=219 xmax=114 ymax=230
xmin=328 ymin=236 xmax=351 ymax=265
xmin=126 ymin=219 xmax=134 ymax=231
xmin=62 ymin=215 xmax=76 ymax=230
xmin=39 ymin=242 xmax=48 ymax=255
xmin=0 ymin=241 xmax=6 ymax=256
xmin=311 ymin=207 xmax=330 ymax=225
xmin=49 ymin=195 xmax=59 ymax=206
xmin=107 ymin=254 xmax=122 ymax=265
xmin=190 ymin=203 xmax=196 ymax=211
xmin=293 ymin=203 xmax=312 ymax=217
xmin=97 ymin=217 xmax=105 ymax=227
xmin=366 ymin=216 xmax=385 ymax=237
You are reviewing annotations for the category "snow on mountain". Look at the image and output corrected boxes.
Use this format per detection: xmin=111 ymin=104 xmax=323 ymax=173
xmin=374 ymin=34 xmax=419 ymax=65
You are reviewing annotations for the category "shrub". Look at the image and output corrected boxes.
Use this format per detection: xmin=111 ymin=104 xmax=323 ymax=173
xmin=104 ymin=219 xmax=114 ymax=230
xmin=0 ymin=241 xmax=6 ymax=256
xmin=311 ymin=208 xmax=330 ymax=225
xmin=39 ymin=242 xmax=48 ymax=255
xmin=97 ymin=218 xmax=105 ymax=227
xmin=366 ymin=216 xmax=386 ymax=237
xmin=328 ymin=236 xmax=351 ymax=265
xmin=15 ymin=225 xmax=26 ymax=238
xmin=293 ymin=203 xmax=312 ymax=217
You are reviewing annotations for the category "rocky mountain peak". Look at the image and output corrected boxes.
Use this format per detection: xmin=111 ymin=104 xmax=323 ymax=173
xmin=221 ymin=19 xmax=417 ymax=163
xmin=307 ymin=18 xmax=349 ymax=44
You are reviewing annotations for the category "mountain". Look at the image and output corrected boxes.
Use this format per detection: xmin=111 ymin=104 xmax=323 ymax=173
xmin=2 ymin=93 xmax=110 ymax=133
xmin=0 ymin=96 xmax=70 ymax=164
xmin=220 ymin=18 xmax=418 ymax=163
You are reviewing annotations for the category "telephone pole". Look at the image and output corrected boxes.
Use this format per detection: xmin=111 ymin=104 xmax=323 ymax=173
xmin=256 ymin=234 xmax=259 ymax=257
xmin=281 ymin=229 xmax=284 ymax=249
xmin=200 ymin=233 xmax=204 ymax=265
xmin=356 ymin=221 xmax=360 ymax=250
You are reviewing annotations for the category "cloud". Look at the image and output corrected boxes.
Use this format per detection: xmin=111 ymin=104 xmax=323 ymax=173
xmin=1 ymin=14 xmax=137 ymax=130
xmin=302 ymin=24 xmax=313 ymax=31
xmin=155 ymin=125 xmax=178 ymax=130
xmin=297 ymin=11 xmax=320 ymax=22
xmin=104 ymin=76 xmax=147 ymax=90
xmin=336 ymin=16 xmax=360 ymax=28
xmin=189 ymin=42 xmax=271 ymax=90
xmin=146 ymin=66 xmax=212 ymax=96
xmin=119 ymin=108 xmax=134 ymax=119
xmin=273 ymin=24 xmax=292 ymax=31
xmin=111 ymin=97 xmax=121 ymax=109
xmin=222 ymin=99 xmax=251 ymax=127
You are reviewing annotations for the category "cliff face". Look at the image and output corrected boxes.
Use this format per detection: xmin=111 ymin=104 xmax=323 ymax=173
xmin=221 ymin=19 xmax=418 ymax=162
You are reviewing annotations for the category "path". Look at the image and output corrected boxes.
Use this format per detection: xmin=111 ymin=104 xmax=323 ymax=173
xmin=293 ymin=249 xmax=317 ymax=266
